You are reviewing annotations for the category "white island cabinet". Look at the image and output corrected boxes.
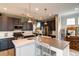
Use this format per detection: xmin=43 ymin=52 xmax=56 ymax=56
xmin=12 ymin=39 xmax=35 ymax=56
xmin=36 ymin=36 xmax=70 ymax=56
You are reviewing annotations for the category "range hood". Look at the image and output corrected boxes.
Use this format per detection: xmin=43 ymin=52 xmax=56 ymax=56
xmin=14 ymin=25 xmax=23 ymax=30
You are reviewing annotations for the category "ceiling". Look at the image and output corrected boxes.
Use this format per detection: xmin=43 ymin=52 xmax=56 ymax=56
xmin=0 ymin=3 xmax=79 ymax=19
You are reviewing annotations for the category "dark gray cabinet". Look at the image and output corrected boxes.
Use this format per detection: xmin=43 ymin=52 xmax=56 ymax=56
xmin=0 ymin=37 xmax=15 ymax=51
xmin=47 ymin=20 xmax=56 ymax=34
xmin=7 ymin=17 xmax=14 ymax=31
xmin=0 ymin=13 xmax=33 ymax=31
xmin=0 ymin=16 xmax=2 ymax=31
xmin=7 ymin=17 xmax=21 ymax=31
xmin=0 ymin=39 xmax=8 ymax=51
xmin=37 ymin=20 xmax=56 ymax=35
xmin=0 ymin=15 xmax=8 ymax=31
xmin=0 ymin=15 xmax=21 ymax=31
xmin=22 ymin=22 xmax=33 ymax=31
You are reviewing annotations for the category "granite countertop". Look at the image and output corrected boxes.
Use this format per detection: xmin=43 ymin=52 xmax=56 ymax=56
xmin=40 ymin=36 xmax=69 ymax=50
xmin=12 ymin=38 xmax=34 ymax=47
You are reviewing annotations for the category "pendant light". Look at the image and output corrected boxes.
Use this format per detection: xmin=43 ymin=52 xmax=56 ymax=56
xmin=28 ymin=18 xmax=32 ymax=23
xmin=44 ymin=21 xmax=47 ymax=25
xmin=27 ymin=3 xmax=32 ymax=23
xmin=44 ymin=8 xmax=47 ymax=25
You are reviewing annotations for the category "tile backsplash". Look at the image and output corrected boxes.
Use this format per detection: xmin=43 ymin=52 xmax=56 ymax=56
xmin=0 ymin=31 xmax=33 ymax=37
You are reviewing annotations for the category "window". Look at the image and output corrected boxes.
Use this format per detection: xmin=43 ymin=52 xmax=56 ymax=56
xmin=37 ymin=22 xmax=41 ymax=28
xmin=78 ymin=17 xmax=79 ymax=24
xmin=67 ymin=18 xmax=75 ymax=25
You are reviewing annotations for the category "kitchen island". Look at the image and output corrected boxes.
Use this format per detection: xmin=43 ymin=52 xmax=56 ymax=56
xmin=12 ymin=38 xmax=35 ymax=56
xmin=12 ymin=36 xmax=69 ymax=56
xmin=36 ymin=36 xmax=69 ymax=56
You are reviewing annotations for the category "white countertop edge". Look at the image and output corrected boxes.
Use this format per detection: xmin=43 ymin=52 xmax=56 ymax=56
xmin=0 ymin=36 xmax=14 ymax=39
xmin=12 ymin=39 xmax=35 ymax=48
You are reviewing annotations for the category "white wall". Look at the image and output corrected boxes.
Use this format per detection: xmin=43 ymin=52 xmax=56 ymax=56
xmin=58 ymin=12 xmax=79 ymax=40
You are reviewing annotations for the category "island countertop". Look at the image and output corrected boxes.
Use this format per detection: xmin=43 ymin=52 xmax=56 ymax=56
xmin=12 ymin=39 xmax=34 ymax=47
xmin=39 ymin=36 xmax=69 ymax=50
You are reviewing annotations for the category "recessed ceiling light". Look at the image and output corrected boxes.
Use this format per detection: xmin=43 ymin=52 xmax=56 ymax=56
xmin=3 ymin=8 xmax=7 ymax=10
xmin=27 ymin=13 xmax=30 ymax=17
xmin=35 ymin=8 xmax=39 ymax=11
xmin=74 ymin=8 xmax=79 ymax=10
xmin=49 ymin=14 xmax=52 ymax=16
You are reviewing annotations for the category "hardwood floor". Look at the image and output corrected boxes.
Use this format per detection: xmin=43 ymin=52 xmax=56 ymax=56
xmin=8 ymin=48 xmax=15 ymax=56
xmin=0 ymin=50 xmax=8 ymax=56
xmin=0 ymin=48 xmax=79 ymax=56
xmin=0 ymin=48 xmax=15 ymax=56
xmin=69 ymin=49 xmax=79 ymax=56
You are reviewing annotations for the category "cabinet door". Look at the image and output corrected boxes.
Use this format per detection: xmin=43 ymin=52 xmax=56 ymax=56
xmin=22 ymin=22 xmax=33 ymax=31
xmin=47 ymin=20 xmax=56 ymax=34
xmin=0 ymin=39 xmax=8 ymax=51
xmin=13 ymin=18 xmax=21 ymax=25
xmin=20 ymin=43 xmax=35 ymax=56
xmin=7 ymin=17 xmax=14 ymax=31
xmin=26 ymin=23 xmax=33 ymax=30
xmin=0 ymin=38 xmax=14 ymax=51
xmin=52 ymin=20 xmax=55 ymax=30
xmin=1 ymin=15 xmax=8 ymax=31
xmin=0 ymin=16 xmax=2 ymax=31
xmin=7 ymin=17 xmax=21 ymax=31
xmin=16 ymin=43 xmax=35 ymax=56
